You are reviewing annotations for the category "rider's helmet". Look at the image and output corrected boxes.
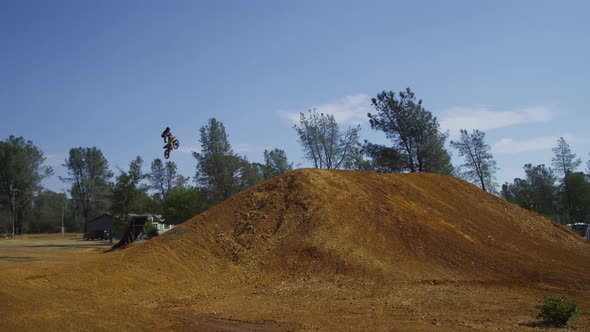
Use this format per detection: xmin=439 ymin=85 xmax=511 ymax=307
xmin=166 ymin=127 xmax=170 ymax=131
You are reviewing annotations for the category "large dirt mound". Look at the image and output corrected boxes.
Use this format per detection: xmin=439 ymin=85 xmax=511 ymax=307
xmin=136 ymin=169 xmax=590 ymax=284
xmin=3 ymin=169 xmax=590 ymax=330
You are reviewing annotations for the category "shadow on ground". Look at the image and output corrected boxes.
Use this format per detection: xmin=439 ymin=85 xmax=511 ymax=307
xmin=0 ymin=256 xmax=38 ymax=263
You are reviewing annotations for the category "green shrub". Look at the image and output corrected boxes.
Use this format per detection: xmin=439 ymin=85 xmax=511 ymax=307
xmin=536 ymin=296 xmax=578 ymax=327
xmin=143 ymin=220 xmax=159 ymax=239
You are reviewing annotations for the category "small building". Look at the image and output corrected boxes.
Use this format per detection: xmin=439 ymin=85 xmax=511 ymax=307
xmin=87 ymin=213 xmax=121 ymax=238
xmin=128 ymin=213 xmax=175 ymax=234
xmin=152 ymin=219 xmax=175 ymax=233
xmin=88 ymin=213 xmax=175 ymax=238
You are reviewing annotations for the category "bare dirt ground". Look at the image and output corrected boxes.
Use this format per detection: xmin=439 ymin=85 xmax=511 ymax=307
xmin=0 ymin=234 xmax=111 ymax=266
xmin=1 ymin=170 xmax=590 ymax=331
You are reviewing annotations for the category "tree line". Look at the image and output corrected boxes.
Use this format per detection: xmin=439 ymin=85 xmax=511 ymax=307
xmin=1 ymin=88 xmax=588 ymax=234
xmin=501 ymin=137 xmax=590 ymax=224
xmin=0 ymin=119 xmax=293 ymax=234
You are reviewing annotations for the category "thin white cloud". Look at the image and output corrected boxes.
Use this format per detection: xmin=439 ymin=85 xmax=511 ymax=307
xmin=440 ymin=105 xmax=555 ymax=136
xmin=44 ymin=153 xmax=66 ymax=167
xmin=278 ymin=110 xmax=300 ymax=124
xmin=177 ymin=143 xmax=251 ymax=155
xmin=178 ymin=142 xmax=201 ymax=154
xmin=234 ymin=143 xmax=251 ymax=153
xmin=492 ymin=134 xmax=573 ymax=154
xmin=177 ymin=145 xmax=201 ymax=154
xmin=279 ymin=93 xmax=371 ymax=124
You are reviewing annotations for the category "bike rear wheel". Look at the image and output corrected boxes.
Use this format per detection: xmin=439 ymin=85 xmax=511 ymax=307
xmin=164 ymin=149 xmax=170 ymax=159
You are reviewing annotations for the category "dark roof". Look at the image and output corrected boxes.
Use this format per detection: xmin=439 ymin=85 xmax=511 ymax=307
xmin=88 ymin=213 xmax=114 ymax=223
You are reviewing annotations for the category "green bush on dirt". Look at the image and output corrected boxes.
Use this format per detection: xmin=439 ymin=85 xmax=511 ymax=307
xmin=536 ymin=296 xmax=578 ymax=327
xmin=143 ymin=220 xmax=159 ymax=239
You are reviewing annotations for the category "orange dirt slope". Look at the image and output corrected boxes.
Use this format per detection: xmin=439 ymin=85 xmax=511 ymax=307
xmin=1 ymin=169 xmax=590 ymax=331
xmin=139 ymin=169 xmax=590 ymax=284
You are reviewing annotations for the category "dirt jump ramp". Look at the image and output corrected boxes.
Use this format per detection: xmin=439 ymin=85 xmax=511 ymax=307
xmin=110 ymin=215 xmax=148 ymax=250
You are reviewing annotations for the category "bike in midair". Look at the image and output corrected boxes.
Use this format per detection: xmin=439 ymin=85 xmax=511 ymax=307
xmin=164 ymin=136 xmax=179 ymax=159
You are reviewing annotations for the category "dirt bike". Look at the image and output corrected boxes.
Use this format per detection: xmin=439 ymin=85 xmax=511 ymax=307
xmin=164 ymin=136 xmax=180 ymax=159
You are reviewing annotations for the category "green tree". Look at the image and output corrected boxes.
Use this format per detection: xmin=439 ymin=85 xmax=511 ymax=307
xmin=450 ymin=129 xmax=497 ymax=192
xmin=551 ymin=137 xmax=583 ymax=222
xmin=0 ymin=204 xmax=11 ymax=233
xmin=0 ymin=136 xmax=53 ymax=235
xmin=263 ymin=148 xmax=293 ymax=179
xmin=161 ymin=187 xmax=210 ymax=224
xmin=501 ymin=164 xmax=558 ymax=217
xmin=28 ymin=190 xmax=72 ymax=233
xmin=294 ymin=109 xmax=361 ymax=169
xmin=368 ymin=88 xmax=452 ymax=174
xmin=561 ymin=172 xmax=590 ymax=223
xmin=241 ymin=161 xmax=265 ymax=188
xmin=360 ymin=142 xmax=404 ymax=173
xmin=148 ymin=159 xmax=188 ymax=200
xmin=61 ymin=147 xmax=112 ymax=233
xmin=111 ymin=156 xmax=148 ymax=220
xmin=193 ymin=118 xmax=245 ymax=203
xmin=501 ymin=178 xmax=530 ymax=208
xmin=551 ymin=137 xmax=581 ymax=178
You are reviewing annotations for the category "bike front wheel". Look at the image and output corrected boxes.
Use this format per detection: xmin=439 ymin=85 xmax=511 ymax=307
xmin=173 ymin=139 xmax=179 ymax=149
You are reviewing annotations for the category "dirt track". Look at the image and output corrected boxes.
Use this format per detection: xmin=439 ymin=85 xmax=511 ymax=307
xmin=1 ymin=170 xmax=590 ymax=331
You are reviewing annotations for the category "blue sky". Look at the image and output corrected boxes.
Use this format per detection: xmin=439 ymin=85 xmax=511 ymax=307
xmin=2 ymin=0 xmax=589 ymax=193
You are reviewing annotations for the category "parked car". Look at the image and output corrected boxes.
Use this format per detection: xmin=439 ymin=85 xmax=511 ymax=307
xmin=571 ymin=223 xmax=589 ymax=240
xmin=83 ymin=229 xmax=111 ymax=240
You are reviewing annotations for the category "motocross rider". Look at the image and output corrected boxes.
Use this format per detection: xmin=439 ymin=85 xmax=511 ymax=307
xmin=161 ymin=127 xmax=173 ymax=149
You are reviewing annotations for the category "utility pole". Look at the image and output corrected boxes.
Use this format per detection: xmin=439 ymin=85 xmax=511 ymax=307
xmin=61 ymin=205 xmax=65 ymax=238
xmin=12 ymin=194 xmax=16 ymax=237
xmin=61 ymin=190 xmax=68 ymax=239
xmin=9 ymin=185 xmax=20 ymax=237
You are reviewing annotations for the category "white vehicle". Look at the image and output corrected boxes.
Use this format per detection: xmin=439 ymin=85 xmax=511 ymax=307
xmin=571 ymin=223 xmax=589 ymax=240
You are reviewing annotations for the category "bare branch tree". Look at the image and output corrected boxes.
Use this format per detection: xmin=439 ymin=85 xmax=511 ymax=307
xmin=294 ymin=109 xmax=361 ymax=169
xmin=450 ymin=129 xmax=497 ymax=192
